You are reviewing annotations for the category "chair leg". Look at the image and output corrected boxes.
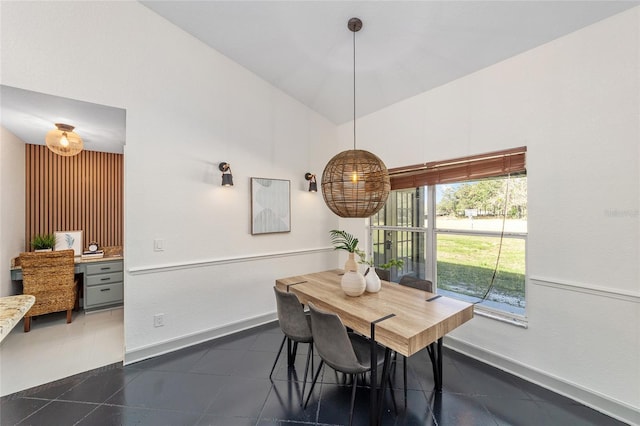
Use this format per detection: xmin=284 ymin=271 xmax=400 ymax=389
xmin=301 ymin=343 xmax=313 ymax=399
xmin=269 ymin=335 xmax=287 ymax=379
xmin=348 ymin=374 xmax=358 ymax=426
xmin=290 ymin=341 xmax=299 ymax=365
xmin=24 ymin=317 xmax=31 ymax=332
xmin=303 ymin=360 xmax=324 ymax=409
xmin=66 ymin=309 xmax=73 ymax=324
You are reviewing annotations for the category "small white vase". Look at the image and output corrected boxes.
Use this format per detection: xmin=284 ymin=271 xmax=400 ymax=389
xmin=344 ymin=252 xmax=358 ymax=272
xmin=364 ymin=267 xmax=381 ymax=293
xmin=341 ymin=270 xmax=366 ymax=297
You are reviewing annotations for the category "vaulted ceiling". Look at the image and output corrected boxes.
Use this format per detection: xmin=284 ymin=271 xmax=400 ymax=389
xmin=141 ymin=1 xmax=638 ymax=124
xmin=2 ymin=1 xmax=637 ymax=153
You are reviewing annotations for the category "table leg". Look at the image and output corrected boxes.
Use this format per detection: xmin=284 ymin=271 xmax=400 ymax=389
xmin=369 ymin=313 xmax=395 ymax=426
xmin=377 ymin=347 xmax=393 ymax=425
xmin=427 ymin=338 xmax=444 ymax=391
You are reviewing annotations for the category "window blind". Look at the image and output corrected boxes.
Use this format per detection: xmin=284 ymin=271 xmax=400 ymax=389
xmin=389 ymin=146 xmax=526 ymax=190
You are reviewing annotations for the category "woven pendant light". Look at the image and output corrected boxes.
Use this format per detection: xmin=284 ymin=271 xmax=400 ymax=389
xmin=321 ymin=17 xmax=390 ymax=218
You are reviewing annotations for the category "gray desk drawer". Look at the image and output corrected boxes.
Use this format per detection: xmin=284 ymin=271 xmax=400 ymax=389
xmin=85 ymin=282 xmax=123 ymax=308
xmin=86 ymin=261 xmax=123 ymax=275
xmin=86 ymin=272 xmax=123 ymax=286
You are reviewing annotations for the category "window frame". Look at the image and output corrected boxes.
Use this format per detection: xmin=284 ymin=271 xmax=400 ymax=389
xmin=370 ymin=148 xmax=529 ymax=327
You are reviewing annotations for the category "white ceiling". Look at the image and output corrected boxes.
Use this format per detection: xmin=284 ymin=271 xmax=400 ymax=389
xmin=0 ymin=85 xmax=126 ymax=154
xmin=1 ymin=1 xmax=637 ymax=153
xmin=141 ymin=0 xmax=639 ymax=124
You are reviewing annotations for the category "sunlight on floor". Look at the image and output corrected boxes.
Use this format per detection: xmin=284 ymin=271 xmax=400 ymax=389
xmin=0 ymin=307 xmax=123 ymax=396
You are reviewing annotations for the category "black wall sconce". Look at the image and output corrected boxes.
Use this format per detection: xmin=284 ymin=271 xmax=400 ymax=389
xmin=305 ymin=172 xmax=317 ymax=192
xmin=219 ymin=162 xmax=233 ymax=186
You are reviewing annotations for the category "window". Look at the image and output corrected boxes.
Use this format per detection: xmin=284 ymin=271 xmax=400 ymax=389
xmin=371 ymin=188 xmax=428 ymax=282
xmin=435 ymin=176 xmax=527 ymax=316
xmin=370 ymin=148 xmax=527 ymax=321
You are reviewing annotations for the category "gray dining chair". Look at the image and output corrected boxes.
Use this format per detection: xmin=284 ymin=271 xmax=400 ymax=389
xmin=270 ymin=287 xmax=314 ymax=397
xmin=303 ymin=302 xmax=396 ymax=426
xmin=396 ymin=276 xmax=434 ymax=406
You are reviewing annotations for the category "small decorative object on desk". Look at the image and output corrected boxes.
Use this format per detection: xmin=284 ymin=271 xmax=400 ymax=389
xmin=55 ymin=230 xmax=83 ymax=256
xmin=81 ymin=250 xmax=104 ymax=259
xmin=329 ymin=230 xmax=366 ymax=296
xmin=31 ymin=233 xmax=56 ymax=252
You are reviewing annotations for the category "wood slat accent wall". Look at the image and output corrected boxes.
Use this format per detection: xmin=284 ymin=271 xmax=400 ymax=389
xmin=25 ymin=144 xmax=123 ymax=252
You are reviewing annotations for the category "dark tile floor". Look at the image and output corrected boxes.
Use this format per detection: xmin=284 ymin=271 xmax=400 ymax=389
xmin=1 ymin=322 xmax=626 ymax=426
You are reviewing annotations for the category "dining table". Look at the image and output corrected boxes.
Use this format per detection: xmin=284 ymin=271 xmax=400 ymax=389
xmin=276 ymin=269 xmax=474 ymax=426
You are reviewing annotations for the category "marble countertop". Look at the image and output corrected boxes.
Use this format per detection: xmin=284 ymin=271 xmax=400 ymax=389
xmin=0 ymin=295 xmax=35 ymax=342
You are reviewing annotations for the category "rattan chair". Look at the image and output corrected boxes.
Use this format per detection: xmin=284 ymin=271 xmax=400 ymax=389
xmin=19 ymin=250 xmax=78 ymax=332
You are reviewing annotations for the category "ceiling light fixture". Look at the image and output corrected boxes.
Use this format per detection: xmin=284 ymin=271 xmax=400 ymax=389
xmin=321 ymin=18 xmax=390 ymax=218
xmin=45 ymin=123 xmax=83 ymax=156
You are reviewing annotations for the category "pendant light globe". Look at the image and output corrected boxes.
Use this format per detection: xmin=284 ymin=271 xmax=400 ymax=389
xmin=320 ymin=17 xmax=390 ymax=218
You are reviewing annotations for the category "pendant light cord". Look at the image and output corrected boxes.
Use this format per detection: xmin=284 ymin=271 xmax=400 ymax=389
xmin=475 ymin=173 xmax=511 ymax=304
xmin=353 ymin=28 xmax=357 ymax=150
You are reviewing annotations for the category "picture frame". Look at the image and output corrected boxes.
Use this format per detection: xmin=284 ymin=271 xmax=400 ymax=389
xmin=251 ymin=178 xmax=291 ymax=235
xmin=55 ymin=230 xmax=83 ymax=256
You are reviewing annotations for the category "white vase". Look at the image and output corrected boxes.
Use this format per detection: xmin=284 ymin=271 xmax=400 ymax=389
xmin=364 ymin=267 xmax=381 ymax=293
xmin=341 ymin=270 xmax=366 ymax=297
xmin=344 ymin=252 xmax=358 ymax=272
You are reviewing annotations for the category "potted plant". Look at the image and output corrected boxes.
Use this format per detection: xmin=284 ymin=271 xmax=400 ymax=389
xmin=375 ymin=258 xmax=405 ymax=282
xmin=329 ymin=229 xmax=360 ymax=271
xmin=31 ymin=233 xmax=56 ymax=252
xmin=329 ymin=229 xmax=365 ymax=296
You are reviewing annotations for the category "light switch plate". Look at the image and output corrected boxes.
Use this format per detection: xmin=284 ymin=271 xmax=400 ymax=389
xmin=154 ymin=239 xmax=164 ymax=251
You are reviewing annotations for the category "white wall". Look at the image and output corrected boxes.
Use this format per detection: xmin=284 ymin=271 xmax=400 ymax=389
xmin=0 ymin=1 xmax=339 ymax=359
xmin=2 ymin=1 xmax=638 ymax=423
xmin=338 ymin=7 xmax=640 ymax=423
xmin=0 ymin=127 xmax=26 ymax=297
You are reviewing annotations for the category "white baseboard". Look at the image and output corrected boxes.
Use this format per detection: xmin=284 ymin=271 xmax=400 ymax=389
xmin=444 ymin=336 xmax=639 ymax=426
xmin=123 ymin=312 xmax=277 ymax=365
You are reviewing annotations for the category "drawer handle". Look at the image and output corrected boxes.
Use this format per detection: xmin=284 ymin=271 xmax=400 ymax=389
xmin=101 ymin=277 xmax=111 ymax=281
xmin=100 ymin=288 xmax=111 ymax=292
xmin=100 ymin=267 xmax=111 ymax=271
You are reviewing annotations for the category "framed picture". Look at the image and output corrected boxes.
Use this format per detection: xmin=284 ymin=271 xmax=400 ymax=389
xmin=251 ymin=178 xmax=291 ymax=235
xmin=55 ymin=230 xmax=83 ymax=256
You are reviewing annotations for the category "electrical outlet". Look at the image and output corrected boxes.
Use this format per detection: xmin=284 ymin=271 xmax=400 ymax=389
xmin=153 ymin=313 xmax=164 ymax=327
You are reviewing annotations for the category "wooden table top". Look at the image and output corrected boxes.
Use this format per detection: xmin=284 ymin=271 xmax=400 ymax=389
xmin=276 ymin=269 xmax=474 ymax=357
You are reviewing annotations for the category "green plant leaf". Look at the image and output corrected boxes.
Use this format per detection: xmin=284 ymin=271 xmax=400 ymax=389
xmin=329 ymin=229 xmax=359 ymax=253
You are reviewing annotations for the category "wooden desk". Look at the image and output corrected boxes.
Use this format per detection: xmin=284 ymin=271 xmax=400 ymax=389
xmin=10 ymin=256 xmax=124 ymax=311
xmin=276 ymin=269 xmax=474 ymax=425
